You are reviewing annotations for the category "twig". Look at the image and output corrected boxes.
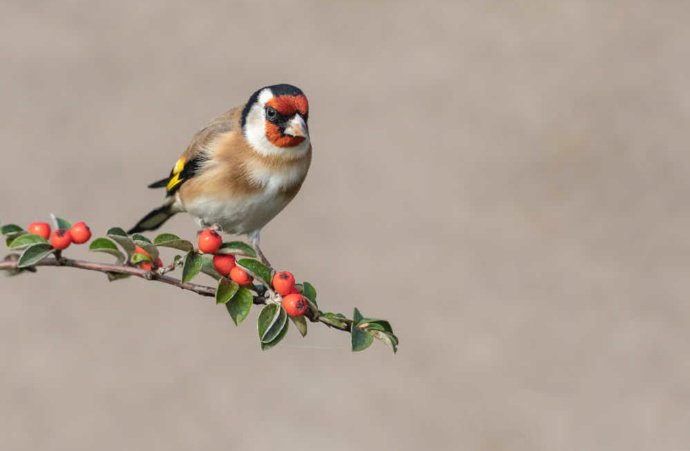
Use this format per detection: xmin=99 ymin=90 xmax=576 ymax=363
xmin=0 ymin=256 xmax=351 ymax=332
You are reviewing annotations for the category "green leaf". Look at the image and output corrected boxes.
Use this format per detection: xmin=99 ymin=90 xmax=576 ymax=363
xmin=200 ymin=254 xmax=221 ymax=280
xmin=301 ymin=281 xmax=318 ymax=307
xmin=51 ymin=216 xmax=71 ymax=230
xmin=89 ymin=237 xmax=125 ymax=264
xmin=258 ymin=304 xmax=288 ymax=344
xmin=359 ymin=322 xmax=386 ymax=332
xmin=130 ymin=233 xmax=151 ymax=244
xmin=8 ymin=233 xmax=47 ymax=249
xmin=226 ymin=286 xmax=253 ymax=326
xmin=290 ymin=315 xmax=308 ymax=337
xmin=181 ymin=252 xmax=202 ymax=283
xmin=107 ymin=227 xmax=136 ymax=256
xmin=263 ymin=305 xmax=288 ymax=343
xmin=320 ymin=312 xmax=349 ymax=329
xmin=6 ymin=233 xmax=25 ymax=248
xmin=237 ymin=258 xmax=272 ymax=285
xmin=217 ymin=241 xmax=256 ymax=258
xmin=352 ymin=326 xmax=374 ymax=352
xmin=1 ymin=224 xmax=24 ymax=235
xmin=370 ymin=330 xmax=398 ymax=353
xmin=353 ymin=307 xmax=364 ymax=323
xmin=216 ymin=278 xmax=239 ymax=304
xmin=351 ymin=307 xmax=374 ymax=352
xmin=17 ymin=244 xmax=54 ymax=268
xmin=261 ymin=319 xmax=289 ymax=351
xmin=153 ymin=233 xmax=194 ymax=253
xmin=132 ymin=238 xmax=158 ymax=260
xmin=130 ymin=252 xmax=152 ymax=264
xmin=359 ymin=319 xmax=394 ymax=334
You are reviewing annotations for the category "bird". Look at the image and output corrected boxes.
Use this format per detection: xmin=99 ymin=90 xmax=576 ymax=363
xmin=128 ymin=83 xmax=312 ymax=265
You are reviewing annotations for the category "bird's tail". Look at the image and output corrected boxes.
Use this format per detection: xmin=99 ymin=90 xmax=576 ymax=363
xmin=128 ymin=200 xmax=178 ymax=234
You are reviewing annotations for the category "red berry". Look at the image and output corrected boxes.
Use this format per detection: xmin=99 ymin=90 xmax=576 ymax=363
xmin=213 ymin=254 xmax=236 ymax=276
xmin=198 ymin=229 xmax=222 ymax=254
xmin=28 ymin=222 xmax=51 ymax=240
xmin=282 ymin=293 xmax=308 ymax=317
xmin=289 ymin=287 xmax=300 ymax=295
xmin=272 ymin=271 xmax=296 ymax=296
xmin=69 ymin=221 xmax=92 ymax=244
xmin=50 ymin=229 xmax=72 ymax=250
xmin=137 ymin=257 xmax=161 ymax=271
xmin=230 ymin=266 xmax=253 ymax=286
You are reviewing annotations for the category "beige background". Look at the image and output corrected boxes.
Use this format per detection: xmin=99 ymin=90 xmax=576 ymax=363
xmin=1 ymin=1 xmax=689 ymax=450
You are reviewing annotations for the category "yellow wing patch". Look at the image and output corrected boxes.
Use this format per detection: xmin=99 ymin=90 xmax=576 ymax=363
xmin=166 ymin=157 xmax=186 ymax=191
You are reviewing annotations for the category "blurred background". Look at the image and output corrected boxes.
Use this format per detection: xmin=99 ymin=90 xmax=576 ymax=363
xmin=1 ymin=1 xmax=689 ymax=450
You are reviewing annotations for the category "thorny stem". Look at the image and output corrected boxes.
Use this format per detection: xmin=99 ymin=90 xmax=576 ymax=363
xmin=0 ymin=256 xmax=351 ymax=332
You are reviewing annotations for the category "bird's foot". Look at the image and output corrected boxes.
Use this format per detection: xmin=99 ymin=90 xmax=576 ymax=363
xmin=254 ymin=244 xmax=272 ymax=269
xmin=249 ymin=230 xmax=273 ymax=269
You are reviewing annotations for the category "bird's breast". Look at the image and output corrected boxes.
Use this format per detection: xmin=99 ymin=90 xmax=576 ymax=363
xmin=181 ymin=154 xmax=310 ymax=234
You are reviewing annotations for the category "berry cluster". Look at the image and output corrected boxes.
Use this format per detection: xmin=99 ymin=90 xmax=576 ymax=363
xmin=28 ymin=221 xmax=92 ymax=250
xmin=197 ymin=229 xmax=308 ymax=317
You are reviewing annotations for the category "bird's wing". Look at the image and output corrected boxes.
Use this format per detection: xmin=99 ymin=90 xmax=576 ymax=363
xmin=150 ymin=108 xmax=239 ymax=196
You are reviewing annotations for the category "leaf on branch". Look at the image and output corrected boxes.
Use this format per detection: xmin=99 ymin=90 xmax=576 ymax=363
xmin=351 ymin=308 xmax=398 ymax=353
xmin=132 ymin=235 xmax=159 ymax=260
xmin=89 ymin=237 xmax=125 ymax=264
xmin=226 ymin=286 xmax=253 ymax=326
xmin=301 ymin=281 xmax=318 ymax=307
xmin=261 ymin=319 xmax=289 ymax=351
xmin=290 ymin=315 xmax=308 ymax=337
xmin=351 ymin=307 xmax=374 ymax=352
xmin=8 ymin=233 xmax=48 ymax=249
xmin=181 ymin=252 xmax=202 ymax=283
xmin=51 ymin=215 xmax=71 ymax=230
xmin=237 ymin=258 xmax=271 ymax=286
xmin=130 ymin=252 xmax=152 ymax=264
xmin=6 ymin=234 xmax=23 ymax=248
xmin=17 ymin=244 xmax=54 ymax=268
xmin=200 ymin=254 xmax=221 ymax=280
xmin=107 ymin=227 xmax=136 ymax=257
xmin=258 ymin=303 xmax=288 ymax=347
xmin=320 ymin=312 xmax=349 ymax=329
xmin=153 ymin=233 xmax=194 ymax=253
xmin=130 ymin=233 xmax=151 ymax=244
xmin=216 ymin=241 xmax=256 ymax=258
xmin=216 ymin=277 xmax=239 ymax=304
xmin=369 ymin=330 xmax=398 ymax=353
xmin=1 ymin=224 xmax=24 ymax=236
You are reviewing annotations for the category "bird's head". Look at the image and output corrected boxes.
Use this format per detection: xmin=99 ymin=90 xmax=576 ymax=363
xmin=241 ymin=84 xmax=310 ymax=158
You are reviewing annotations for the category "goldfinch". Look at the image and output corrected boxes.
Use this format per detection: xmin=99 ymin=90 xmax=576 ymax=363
xmin=129 ymin=84 xmax=311 ymax=263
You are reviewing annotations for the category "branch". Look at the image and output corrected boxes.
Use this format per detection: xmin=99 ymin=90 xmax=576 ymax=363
xmin=0 ymin=222 xmax=399 ymax=352
xmin=0 ymin=256 xmax=351 ymax=332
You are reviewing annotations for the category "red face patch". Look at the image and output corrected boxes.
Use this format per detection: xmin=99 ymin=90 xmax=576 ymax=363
xmin=265 ymin=122 xmax=306 ymax=148
xmin=266 ymin=94 xmax=309 ymax=117
xmin=264 ymin=94 xmax=309 ymax=148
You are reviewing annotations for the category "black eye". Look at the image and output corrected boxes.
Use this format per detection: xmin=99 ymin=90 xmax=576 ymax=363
xmin=265 ymin=107 xmax=277 ymax=120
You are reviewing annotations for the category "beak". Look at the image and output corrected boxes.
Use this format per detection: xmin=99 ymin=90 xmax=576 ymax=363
xmin=284 ymin=115 xmax=309 ymax=138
